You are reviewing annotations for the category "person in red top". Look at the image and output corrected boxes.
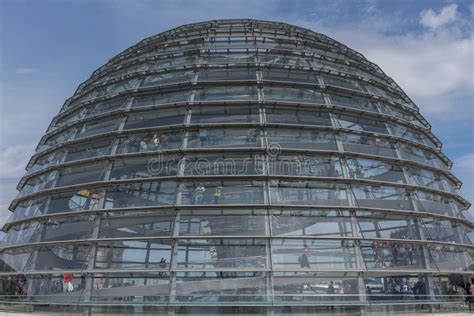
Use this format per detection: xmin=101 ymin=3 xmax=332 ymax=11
xmin=63 ymin=273 xmax=73 ymax=292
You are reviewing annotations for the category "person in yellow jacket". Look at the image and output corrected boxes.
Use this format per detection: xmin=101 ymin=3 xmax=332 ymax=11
xmin=213 ymin=186 xmax=223 ymax=204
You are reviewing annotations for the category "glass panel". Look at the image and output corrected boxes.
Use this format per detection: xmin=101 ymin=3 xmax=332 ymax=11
xmin=201 ymin=53 xmax=256 ymax=65
xmin=390 ymin=124 xmax=436 ymax=148
xmin=0 ymin=251 xmax=32 ymax=273
xmin=177 ymin=239 xmax=266 ymax=269
xmin=84 ymin=98 xmax=128 ymax=118
xmin=56 ymin=162 xmax=107 ymax=187
xmin=179 ymin=209 xmax=266 ymax=236
xmin=95 ymin=240 xmax=172 ymax=269
xmin=132 ymin=91 xmax=189 ymax=108
xmin=271 ymin=209 xmax=353 ymax=237
xmin=29 ymin=273 xmax=87 ymax=296
xmin=265 ymin=107 xmax=332 ymax=126
xmin=104 ymin=181 xmax=176 ymax=208
xmin=194 ymin=86 xmax=258 ymax=101
xmin=42 ymin=127 xmax=78 ymax=149
xmin=64 ymin=138 xmax=114 ymax=162
xmin=336 ymin=114 xmax=389 ymax=134
xmin=175 ymin=271 xmax=267 ymax=303
xmin=11 ymin=243 xmax=91 ymax=271
xmin=360 ymin=241 xmax=423 ymax=269
xmin=27 ymin=150 xmax=66 ymax=174
xmin=272 ymin=239 xmax=357 ymax=270
xmin=329 ymin=93 xmax=379 ymax=113
xmin=270 ymin=181 xmax=349 ymax=206
xmin=95 ymin=79 xmax=138 ymax=98
xmin=268 ymin=155 xmax=343 ymax=177
xmin=407 ymin=167 xmax=456 ymax=193
xmin=260 ymin=54 xmax=310 ymax=67
xmin=3 ymin=221 xmax=42 ymax=246
xmin=420 ymin=218 xmax=462 ymax=243
xmin=264 ymin=86 xmax=325 ymax=104
xmin=400 ymin=144 xmax=449 ymax=170
xmin=45 ymin=189 xmax=103 ymax=214
xmin=110 ymin=156 xmax=178 ymax=180
xmin=190 ymin=104 xmax=259 ymax=124
xmin=91 ymin=272 xmax=170 ymax=303
xmin=197 ymin=68 xmax=257 ymax=81
xmin=273 ymin=273 xmax=359 ymax=303
xmin=365 ymin=274 xmax=430 ymax=300
xmin=178 ymin=180 xmax=264 ymax=205
xmin=428 ymin=244 xmax=473 ymax=271
xmin=99 ymin=210 xmax=174 ymax=238
xmin=148 ymin=55 xmax=196 ymax=70
xmin=267 ymin=129 xmax=337 ymax=150
xmin=11 ymin=197 xmax=49 ymax=221
xmin=352 ymin=185 xmax=412 ymax=210
xmin=117 ymin=131 xmax=183 ymax=154
xmin=42 ymin=215 xmax=95 ymax=242
xmin=341 ymin=133 xmax=398 ymax=158
xmin=124 ymin=108 xmax=186 ymax=129
xmin=414 ymin=191 xmax=457 ymax=217
xmin=346 ymin=157 xmax=405 ymax=184
xmin=182 ymin=152 xmax=263 ymax=176
xmin=18 ymin=171 xmax=57 ymax=198
xmin=141 ymin=70 xmax=194 ymax=87
xmin=75 ymin=117 xmax=121 ymax=139
xmin=187 ymin=128 xmax=261 ymax=148
xmin=321 ymin=74 xmax=362 ymax=91
xmin=261 ymin=69 xmax=318 ymax=83
xmin=357 ymin=213 xmax=418 ymax=240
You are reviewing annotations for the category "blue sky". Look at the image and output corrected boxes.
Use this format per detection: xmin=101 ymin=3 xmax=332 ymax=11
xmin=0 ymin=0 xmax=473 ymax=226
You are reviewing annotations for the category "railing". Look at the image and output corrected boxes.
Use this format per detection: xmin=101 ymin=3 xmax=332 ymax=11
xmin=0 ymin=294 xmax=469 ymax=305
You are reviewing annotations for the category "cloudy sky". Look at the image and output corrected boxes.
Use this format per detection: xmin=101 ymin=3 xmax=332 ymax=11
xmin=0 ymin=0 xmax=473 ymax=227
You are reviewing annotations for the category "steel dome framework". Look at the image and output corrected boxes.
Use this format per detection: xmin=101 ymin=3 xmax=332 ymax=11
xmin=0 ymin=19 xmax=473 ymax=315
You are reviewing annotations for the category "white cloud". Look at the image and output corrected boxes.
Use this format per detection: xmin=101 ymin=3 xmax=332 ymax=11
xmin=0 ymin=144 xmax=34 ymax=178
xmin=420 ymin=4 xmax=458 ymax=30
xmin=14 ymin=67 xmax=37 ymax=75
xmin=455 ymin=154 xmax=474 ymax=173
xmin=290 ymin=5 xmax=473 ymax=115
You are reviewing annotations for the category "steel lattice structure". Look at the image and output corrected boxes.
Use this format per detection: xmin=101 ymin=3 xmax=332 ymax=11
xmin=0 ymin=19 xmax=472 ymax=315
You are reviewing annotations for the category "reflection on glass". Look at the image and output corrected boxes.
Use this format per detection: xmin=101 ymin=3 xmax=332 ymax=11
xmin=337 ymin=114 xmax=389 ymax=134
xmin=124 ymin=108 xmax=186 ymax=130
xmin=261 ymin=69 xmax=318 ymax=83
xmin=268 ymin=155 xmax=342 ymax=177
xmin=360 ymin=241 xmax=423 ymax=270
xmin=197 ymin=68 xmax=257 ymax=81
xmin=95 ymin=240 xmax=172 ymax=269
xmin=265 ymin=107 xmax=331 ymax=126
xmin=177 ymin=239 xmax=266 ymax=269
xmin=264 ymin=86 xmax=324 ymax=104
xmin=117 ymin=131 xmax=183 ymax=154
xmin=190 ymin=105 xmax=259 ymax=124
xmin=178 ymin=180 xmax=264 ymax=205
xmin=110 ymin=156 xmax=178 ymax=180
xmin=194 ymin=86 xmax=258 ymax=102
xmin=272 ymin=239 xmax=357 ymax=270
xmin=352 ymin=185 xmax=412 ymax=210
xmin=100 ymin=210 xmax=174 ymax=238
xmin=341 ymin=133 xmax=397 ymax=158
xmin=132 ymin=91 xmax=190 ymax=108
xmin=267 ymin=129 xmax=337 ymax=150
xmin=346 ymin=157 xmax=405 ymax=184
xmin=270 ymin=181 xmax=348 ymax=206
xmin=64 ymin=138 xmax=114 ymax=163
xmin=179 ymin=209 xmax=266 ymax=236
xmin=104 ymin=181 xmax=175 ymax=208
xmin=187 ymin=128 xmax=261 ymax=148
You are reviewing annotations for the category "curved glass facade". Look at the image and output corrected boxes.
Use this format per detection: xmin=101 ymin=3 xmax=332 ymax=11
xmin=0 ymin=19 xmax=472 ymax=315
